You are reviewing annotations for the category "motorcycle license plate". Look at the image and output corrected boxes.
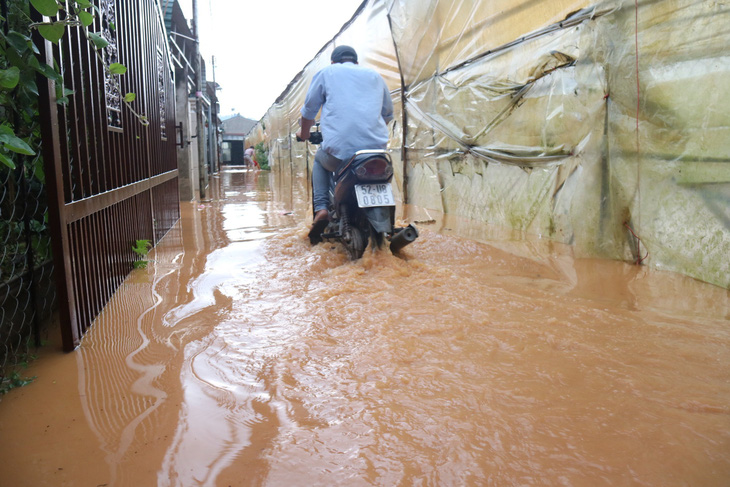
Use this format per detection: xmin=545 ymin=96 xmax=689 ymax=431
xmin=355 ymin=183 xmax=395 ymax=208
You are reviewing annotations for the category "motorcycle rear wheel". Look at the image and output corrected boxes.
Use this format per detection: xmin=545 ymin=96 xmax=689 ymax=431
xmin=344 ymin=226 xmax=366 ymax=260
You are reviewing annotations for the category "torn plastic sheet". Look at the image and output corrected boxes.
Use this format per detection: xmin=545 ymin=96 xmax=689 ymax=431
xmin=403 ymin=19 xmax=598 ymax=169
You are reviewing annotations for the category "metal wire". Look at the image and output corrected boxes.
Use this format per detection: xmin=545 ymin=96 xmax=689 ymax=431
xmin=0 ymin=154 xmax=56 ymax=391
xmin=0 ymin=0 xmax=57 ymax=391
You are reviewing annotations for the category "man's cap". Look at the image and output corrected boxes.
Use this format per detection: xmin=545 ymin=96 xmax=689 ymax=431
xmin=331 ymin=45 xmax=358 ymax=64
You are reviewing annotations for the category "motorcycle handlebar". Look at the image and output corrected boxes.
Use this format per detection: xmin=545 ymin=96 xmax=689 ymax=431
xmin=297 ymin=132 xmax=323 ymax=145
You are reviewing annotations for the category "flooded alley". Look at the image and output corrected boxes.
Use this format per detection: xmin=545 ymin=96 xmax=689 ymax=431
xmin=1 ymin=166 xmax=729 ymax=487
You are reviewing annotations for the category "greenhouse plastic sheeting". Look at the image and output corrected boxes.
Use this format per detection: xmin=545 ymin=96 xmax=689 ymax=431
xmin=247 ymin=0 xmax=730 ymax=289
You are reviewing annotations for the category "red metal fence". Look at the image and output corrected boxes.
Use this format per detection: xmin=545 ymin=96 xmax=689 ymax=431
xmin=38 ymin=0 xmax=180 ymax=351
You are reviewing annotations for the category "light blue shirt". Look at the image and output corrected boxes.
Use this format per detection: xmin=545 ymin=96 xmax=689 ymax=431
xmin=301 ymin=62 xmax=394 ymax=161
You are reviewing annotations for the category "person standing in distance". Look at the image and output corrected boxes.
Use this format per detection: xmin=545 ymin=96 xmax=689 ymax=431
xmin=244 ymin=145 xmax=256 ymax=168
xmin=296 ymin=45 xmax=394 ymax=244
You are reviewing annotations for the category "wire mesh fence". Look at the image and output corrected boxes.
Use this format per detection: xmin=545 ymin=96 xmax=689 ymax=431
xmin=0 ymin=153 xmax=56 ymax=393
xmin=1 ymin=0 xmax=57 ymax=393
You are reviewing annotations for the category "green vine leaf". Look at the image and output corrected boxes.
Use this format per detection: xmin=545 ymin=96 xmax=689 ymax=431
xmin=0 ymin=136 xmax=36 ymax=156
xmin=109 ymin=63 xmax=127 ymax=75
xmin=30 ymin=0 xmax=60 ymax=17
xmin=0 ymin=153 xmax=16 ymax=170
xmin=38 ymin=23 xmax=66 ymax=44
xmin=32 ymin=153 xmax=46 ymax=184
xmin=78 ymin=11 xmax=94 ymax=28
xmin=29 ymin=57 xmax=63 ymax=82
xmin=75 ymin=0 xmax=93 ymax=8
xmin=6 ymin=32 xmax=31 ymax=54
xmin=55 ymin=85 xmax=74 ymax=105
xmin=0 ymin=125 xmax=36 ymax=156
xmin=124 ymin=92 xmax=136 ymax=103
xmin=0 ymin=67 xmax=20 ymax=90
xmin=88 ymin=32 xmax=109 ymax=49
xmin=25 ymin=79 xmax=40 ymax=97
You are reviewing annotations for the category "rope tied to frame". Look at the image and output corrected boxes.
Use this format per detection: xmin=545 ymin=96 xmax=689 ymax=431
xmin=632 ymin=0 xmax=645 ymax=266
xmin=624 ymin=222 xmax=649 ymax=265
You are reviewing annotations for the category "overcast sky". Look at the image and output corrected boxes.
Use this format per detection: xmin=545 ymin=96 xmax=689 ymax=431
xmin=178 ymin=0 xmax=364 ymax=121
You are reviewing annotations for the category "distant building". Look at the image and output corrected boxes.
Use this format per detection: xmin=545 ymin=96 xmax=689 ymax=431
xmin=163 ymin=0 xmax=220 ymax=200
xmin=221 ymin=115 xmax=257 ymax=165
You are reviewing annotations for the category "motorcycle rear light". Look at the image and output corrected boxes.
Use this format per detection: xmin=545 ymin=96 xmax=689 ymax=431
xmin=355 ymin=158 xmax=393 ymax=181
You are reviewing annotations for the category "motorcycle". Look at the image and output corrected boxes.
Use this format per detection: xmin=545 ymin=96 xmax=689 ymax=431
xmin=299 ymin=126 xmax=419 ymax=260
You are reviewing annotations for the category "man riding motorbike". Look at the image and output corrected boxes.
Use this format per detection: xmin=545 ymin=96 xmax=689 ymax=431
xmin=296 ymin=45 xmax=394 ymax=244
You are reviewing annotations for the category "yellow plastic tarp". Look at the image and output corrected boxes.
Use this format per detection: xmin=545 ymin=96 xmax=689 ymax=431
xmin=247 ymin=0 xmax=730 ymax=289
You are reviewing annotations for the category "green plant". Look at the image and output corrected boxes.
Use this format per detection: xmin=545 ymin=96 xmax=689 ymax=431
xmin=132 ymin=239 xmax=151 ymax=269
xmin=0 ymin=371 xmax=36 ymax=394
xmin=1 ymin=2 xmax=45 ymax=170
xmin=255 ymin=141 xmax=269 ymax=170
xmin=0 ymin=341 xmax=37 ymax=395
xmin=1 ymin=0 xmax=148 ymax=391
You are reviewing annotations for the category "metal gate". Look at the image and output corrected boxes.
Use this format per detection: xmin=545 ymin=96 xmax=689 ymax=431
xmin=38 ymin=0 xmax=180 ymax=351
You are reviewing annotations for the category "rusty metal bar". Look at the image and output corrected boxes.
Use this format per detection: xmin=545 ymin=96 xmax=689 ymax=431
xmin=64 ymin=170 xmax=178 ymax=223
xmin=36 ymin=31 xmax=79 ymax=350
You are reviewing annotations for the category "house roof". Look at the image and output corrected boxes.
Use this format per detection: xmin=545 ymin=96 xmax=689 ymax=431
xmin=222 ymin=115 xmax=257 ymax=136
xmin=162 ymin=1 xmax=193 ymax=40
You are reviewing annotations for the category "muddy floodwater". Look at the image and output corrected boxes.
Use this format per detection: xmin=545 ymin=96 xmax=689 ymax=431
xmin=1 ymin=167 xmax=729 ymax=487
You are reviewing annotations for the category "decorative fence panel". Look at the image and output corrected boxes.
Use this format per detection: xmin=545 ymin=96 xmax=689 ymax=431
xmin=38 ymin=0 xmax=180 ymax=351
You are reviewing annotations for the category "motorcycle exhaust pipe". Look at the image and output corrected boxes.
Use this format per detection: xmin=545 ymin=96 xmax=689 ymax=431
xmin=389 ymin=224 xmax=419 ymax=253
